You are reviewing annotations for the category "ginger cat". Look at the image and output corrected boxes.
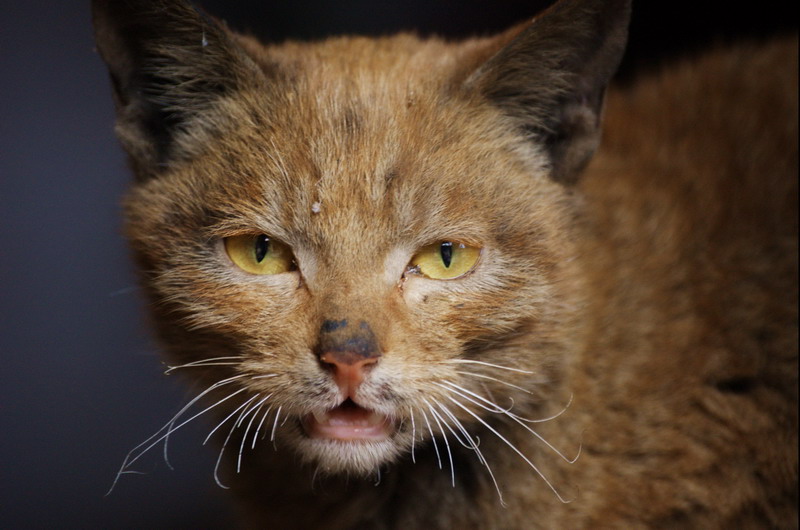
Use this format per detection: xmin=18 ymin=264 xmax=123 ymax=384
xmin=93 ymin=0 xmax=797 ymax=527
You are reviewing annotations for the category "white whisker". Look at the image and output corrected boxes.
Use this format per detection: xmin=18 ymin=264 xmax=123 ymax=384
xmin=213 ymin=416 xmax=239 ymax=489
xmin=108 ymin=285 xmax=138 ymax=297
xmin=164 ymin=356 xmax=241 ymax=374
xmin=212 ymin=394 xmax=263 ymax=488
xmin=434 ymin=398 xmax=506 ymax=506
xmin=420 ymin=409 xmax=442 ymax=470
xmin=440 ymin=359 xmax=535 ymax=374
xmin=162 ymin=383 xmax=248 ymax=468
xmin=432 ymin=398 xmax=482 ymax=459
xmin=252 ymin=401 xmax=274 ymax=449
xmin=446 ymin=395 xmax=573 ymax=504
xmin=239 ymin=395 xmax=272 ymax=472
xmin=107 ymin=374 xmax=248 ymax=494
xmin=440 ymin=382 xmax=579 ymax=463
xmin=425 ymin=400 xmax=455 ymax=487
xmin=270 ymin=406 xmax=283 ymax=444
xmin=409 ymin=408 xmax=417 ymax=464
xmin=434 ymin=381 xmax=510 ymax=415
xmin=455 ymin=370 xmax=533 ymax=394
xmin=203 ymin=393 xmax=260 ymax=445
xmin=509 ymin=394 xmax=575 ymax=424
xmin=428 ymin=400 xmax=475 ymax=451
xmin=480 ymin=381 xmax=503 ymax=418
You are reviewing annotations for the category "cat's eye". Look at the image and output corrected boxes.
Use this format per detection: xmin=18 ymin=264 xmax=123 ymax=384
xmin=224 ymin=234 xmax=296 ymax=275
xmin=410 ymin=241 xmax=481 ymax=280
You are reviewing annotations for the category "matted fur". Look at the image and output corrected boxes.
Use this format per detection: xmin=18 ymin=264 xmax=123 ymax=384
xmin=93 ymin=0 xmax=797 ymax=527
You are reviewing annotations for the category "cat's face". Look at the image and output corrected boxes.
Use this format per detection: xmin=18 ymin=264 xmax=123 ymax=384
xmin=96 ymin=0 xmax=628 ymax=479
xmin=125 ymin=48 xmax=580 ymax=473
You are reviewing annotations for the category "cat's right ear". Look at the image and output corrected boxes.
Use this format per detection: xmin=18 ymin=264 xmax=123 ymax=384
xmin=92 ymin=0 xmax=265 ymax=180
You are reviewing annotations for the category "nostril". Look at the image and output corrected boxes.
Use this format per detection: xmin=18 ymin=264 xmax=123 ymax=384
xmin=319 ymin=352 xmax=379 ymax=371
xmin=319 ymin=353 xmax=379 ymax=396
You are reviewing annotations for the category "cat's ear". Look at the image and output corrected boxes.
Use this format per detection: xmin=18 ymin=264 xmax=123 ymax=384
xmin=464 ymin=0 xmax=631 ymax=184
xmin=92 ymin=0 xmax=264 ymax=180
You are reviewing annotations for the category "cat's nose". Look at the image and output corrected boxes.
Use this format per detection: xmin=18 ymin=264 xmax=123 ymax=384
xmin=315 ymin=319 xmax=382 ymax=397
xmin=319 ymin=353 xmax=379 ymax=396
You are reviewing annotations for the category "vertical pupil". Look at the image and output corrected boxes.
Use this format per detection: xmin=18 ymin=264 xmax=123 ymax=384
xmin=254 ymin=235 xmax=270 ymax=263
xmin=440 ymin=241 xmax=453 ymax=268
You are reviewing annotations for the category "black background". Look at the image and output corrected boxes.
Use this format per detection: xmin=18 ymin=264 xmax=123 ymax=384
xmin=0 ymin=1 xmax=795 ymax=527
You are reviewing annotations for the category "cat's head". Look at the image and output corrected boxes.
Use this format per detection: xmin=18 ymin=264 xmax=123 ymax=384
xmin=94 ymin=0 xmax=629 ymax=478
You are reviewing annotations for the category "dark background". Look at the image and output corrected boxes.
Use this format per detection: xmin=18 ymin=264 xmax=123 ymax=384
xmin=1 ymin=1 xmax=795 ymax=528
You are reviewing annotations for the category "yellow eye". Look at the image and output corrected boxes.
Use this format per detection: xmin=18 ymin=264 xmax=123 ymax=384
xmin=410 ymin=241 xmax=481 ymax=280
xmin=224 ymin=234 xmax=295 ymax=275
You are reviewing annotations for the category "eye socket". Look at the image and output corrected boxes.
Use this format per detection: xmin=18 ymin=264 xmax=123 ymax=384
xmin=410 ymin=241 xmax=481 ymax=280
xmin=224 ymin=234 xmax=296 ymax=275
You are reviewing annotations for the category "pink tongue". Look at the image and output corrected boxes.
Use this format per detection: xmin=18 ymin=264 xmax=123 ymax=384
xmin=305 ymin=402 xmax=392 ymax=441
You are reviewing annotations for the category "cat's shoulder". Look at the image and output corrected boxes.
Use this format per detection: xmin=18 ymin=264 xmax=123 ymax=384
xmin=573 ymin=36 xmax=798 ymax=526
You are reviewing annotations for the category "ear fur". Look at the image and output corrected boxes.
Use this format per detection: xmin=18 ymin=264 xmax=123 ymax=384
xmin=92 ymin=0 xmax=263 ymax=180
xmin=465 ymin=0 xmax=631 ymax=183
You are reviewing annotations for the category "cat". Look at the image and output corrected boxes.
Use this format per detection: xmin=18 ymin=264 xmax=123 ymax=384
xmin=93 ymin=0 xmax=798 ymax=527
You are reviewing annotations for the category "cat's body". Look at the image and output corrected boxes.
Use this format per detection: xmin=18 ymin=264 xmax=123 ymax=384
xmin=93 ymin=0 xmax=797 ymax=528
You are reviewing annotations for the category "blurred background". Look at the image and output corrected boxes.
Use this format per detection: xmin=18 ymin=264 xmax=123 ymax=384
xmin=0 ymin=1 xmax=795 ymax=527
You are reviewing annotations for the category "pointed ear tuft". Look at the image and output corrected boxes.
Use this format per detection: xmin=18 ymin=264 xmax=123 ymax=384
xmin=92 ymin=0 xmax=262 ymax=179
xmin=465 ymin=0 xmax=631 ymax=184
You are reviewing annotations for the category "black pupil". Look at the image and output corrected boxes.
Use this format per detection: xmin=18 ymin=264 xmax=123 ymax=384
xmin=254 ymin=235 xmax=270 ymax=263
xmin=440 ymin=242 xmax=453 ymax=268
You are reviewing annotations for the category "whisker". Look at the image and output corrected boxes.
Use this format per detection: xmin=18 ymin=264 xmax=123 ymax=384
xmin=213 ymin=394 xmax=263 ymax=488
xmin=162 ymin=383 xmax=248 ymax=468
xmin=425 ymin=400 xmax=455 ymax=487
xmin=409 ymin=407 xmax=417 ymax=464
xmin=252 ymin=401 xmax=274 ymax=449
xmin=440 ymin=382 xmax=580 ymax=463
xmin=107 ymin=374 xmax=247 ymax=494
xmin=480 ymin=381 xmax=503 ymax=417
xmin=434 ymin=398 xmax=506 ymax=506
xmin=420 ymin=409 xmax=442 ymax=470
xmin=504 ymin=414 xmax=580 ymax=464
xmin=203 ymin=393 xmax=261 ymax=446
xmin=239 ymin=395 xmax=271 ymax=472
xmin=251 ymin=374 xmax=279 ymax=380
xmin=440 ymin=359 xmax=534 ymax=374
xmin=428 ymin=399 xmax=476 ymax=451
xmin=446 ymin=395 xmax=574 ymax=504
xmin=434 ymin=381 xmax=510 ymax=415
xmin=213 ymin=416 xmax=239 ymax=489
xmin=164 ymin=356 xmax=241 ymax=374
xmin=454 ymin=370 xmax=533 ymax=394
xmin=108 ymin=285 xmax=139 ymax=297
xmin=508 ymin=394 xmax=575 ymax=424
xmin=431 ymin=398 xmax=482 ymax=457
xmin=440 ymin=381 xmax=523 ymax=420
xmin=270 ymin=406 xmax=283 ymax=444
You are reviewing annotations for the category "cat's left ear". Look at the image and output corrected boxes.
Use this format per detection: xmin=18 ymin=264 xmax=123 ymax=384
xmin=464 ymin=0 xmax=631 ymax=184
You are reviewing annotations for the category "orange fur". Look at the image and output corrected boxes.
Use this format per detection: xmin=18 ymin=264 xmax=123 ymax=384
xmin=94 ymin=0 xmax=797 ymax=527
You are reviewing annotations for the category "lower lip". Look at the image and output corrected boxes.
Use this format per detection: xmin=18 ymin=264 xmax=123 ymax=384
xmin=302 ymin=406 xmax=394 ymax=441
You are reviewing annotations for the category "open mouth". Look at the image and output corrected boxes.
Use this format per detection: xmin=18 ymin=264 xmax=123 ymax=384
xmin=302 ymin=399 xmax=394 ymax=441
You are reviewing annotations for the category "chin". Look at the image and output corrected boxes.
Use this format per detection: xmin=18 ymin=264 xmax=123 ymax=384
xmin=295 ymin=436 xmax=404 ymax=476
